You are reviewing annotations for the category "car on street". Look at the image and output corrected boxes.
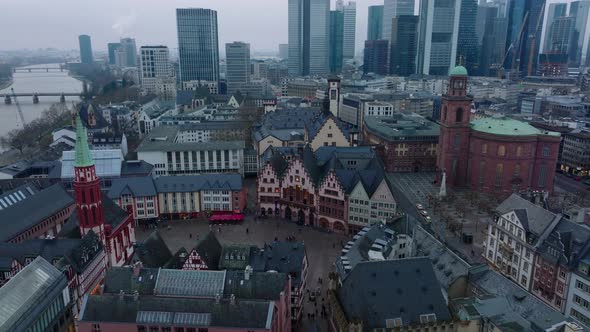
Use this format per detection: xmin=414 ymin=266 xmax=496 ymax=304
xmin=424 ymin=216 xmax=432 ymax=223
xmin=420 ymin=210 xmax=429 ymax=217
xmin=416 ymin=204 xmax=424 ymax=210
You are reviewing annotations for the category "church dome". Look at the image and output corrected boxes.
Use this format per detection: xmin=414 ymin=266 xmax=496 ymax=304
xmin=449 ymin=65 xmax=468 ymax=76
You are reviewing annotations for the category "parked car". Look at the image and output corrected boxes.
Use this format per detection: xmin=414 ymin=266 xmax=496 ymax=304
xmin=416 ymin=204 xmax=424 ymax=210
xmin=424 ymin=216 xmax=432 ymax=223
xmin=420 ymin=210 xmax=429 ymax=217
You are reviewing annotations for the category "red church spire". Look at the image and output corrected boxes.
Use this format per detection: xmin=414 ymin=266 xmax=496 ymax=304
xmin=73 ymin=111 xmax=106 ymax=244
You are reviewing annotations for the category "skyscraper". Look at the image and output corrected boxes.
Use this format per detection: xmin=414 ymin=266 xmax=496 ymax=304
xmin=107 ymin=43 xmax=121 ymax=65
xmin=478 ymin=5 xmax=508 ymax=76
xmin=78 ymin=35 xmax=93 ymax=64
xmin=417 ymin=0 xmax=461 ymax=75
xmin=139 ymin=46 xmax=171 ymax=94
xmin=390 ymin=15 xmax=418 ymax=76
xmin=177 ymin=8 xmax=220 ymax=83
xmin=120 ymin=38 xmax=137 ymax=67
xmin=543 ymin=3 xmax=568 ymax=53
xmin=382 ymin=0 xmax=416 ymax=42
xmin=330 ymin=10 xmax=344 ymax=73
xmin=364 ymin=40 xmax=389 ymax=75
xmin=505 ymin=0 xmax=546 ymax=76
xmin=457 ymin=0 xmax=479 ymax=74
xmin=570 ymin=1 xmax=590 ymax=66
xmin=546 ymin=16 xmax=575 ymax=55
xmin=288 ymin=0 xmax=330 ymax=76
xmin=338 ymin=0 xmax=356 ymax=59
xmin=367 ymin=5 xmax=384 ymax=41
xmin=279 ymin=44 xmax=289 ymax=59
xmin=225 ymin=42 xmax=251 ymax=92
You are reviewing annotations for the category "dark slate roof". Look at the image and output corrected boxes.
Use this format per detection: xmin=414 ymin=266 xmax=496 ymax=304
xmin=469 ymin=266 xmax=569 ymax=330
xmin=219 ymin=245 xmax=254 ymax=270
xmin=0 ymin=231 xmax=103 ymax=273
xmin=258 ymin=241 xmax=306 ymax=287
xmin=223 ymin=270 xmax=288 ymax=301
xmin=164 ymin=247 xmax=189 ymax=269
xmin=252 ymin=108 xmax=321 ymax=142
xmin=337 ymin=258 xmax=452 ymax=330
xmin=0 ymin=183 xmax=74 ymax=242
xmin=496 ymin=194 xmax=559 ymax=243
xmin=0 ymin=183 xmax=38 ymax=203
xmin=176 ymin=90 xmax=195 ymax=106
xmin=135 ymin=231 xmax=173 ymax=268
xmin=107 ymin=176 xmax=157 ymax=199
xmin=537 ymin=220 xmax=590 ymax=268
xmin=103 ymin=267 xmax=159 ymax=295
xmin=79 ymin=104 xmax=109 ymax=130
xmin=154 ymin=174 xmax=243 ymax=193
xmin=120 ymin=160 xmax=154 ymax=177
xmin=194 ymin=232 xmax=223 ymax=270
xmin=80 ymin=294 xmax=273 ymax=329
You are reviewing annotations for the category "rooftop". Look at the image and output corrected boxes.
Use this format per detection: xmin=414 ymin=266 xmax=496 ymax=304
xmin=136 ymin=126 xmax=245 ymax=153
xmin=0 ymin=257 xmax=67 ymax=331
xmin=154 ymin=174 xmax=243 ymax=193
xmin=154 ymin=269 xmax=226 ymax=298
xmin=61 ymin=149 xmax=123 ymax=178
xmin=364 ymin=114 xmax=440 ymax=141
xmin=471 ymin=117 xmax=561 ymax=137
xmin=108 ymin=176 xmax=157 ymax=199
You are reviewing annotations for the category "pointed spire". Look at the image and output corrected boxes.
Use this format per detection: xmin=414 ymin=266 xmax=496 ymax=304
xmin=75 ymin=111 xmax=94 ymax=167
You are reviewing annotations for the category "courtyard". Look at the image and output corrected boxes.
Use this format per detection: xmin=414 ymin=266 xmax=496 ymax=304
xmin=136 ymin=214 xmax=348 ymax=332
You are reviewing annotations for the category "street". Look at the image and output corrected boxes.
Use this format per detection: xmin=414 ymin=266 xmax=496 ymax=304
xmin=554 ymin=173 xmax=589 ymax=194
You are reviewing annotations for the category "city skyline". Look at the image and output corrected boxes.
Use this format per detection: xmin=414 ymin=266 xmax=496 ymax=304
xmin=0 ymin=0 xmax=382 ymax=56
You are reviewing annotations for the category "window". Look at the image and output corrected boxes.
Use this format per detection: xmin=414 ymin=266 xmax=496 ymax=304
xmin=482 ymin=144 xmax=488 ymax=154
xmin=521 ymin=275 xmax=527 ymax=286
xmin=327 ymin=133 xmax=333 ymax=138
xmin=92 ymin=325 xmax=101 ymax=332
xmin=516 ymin=146 xmax=522 ymax=157
xmin=455 ymin=108 xmax=463 ymax=123
xmin=542 ymin=146 xmax=550 ymax=157
xmin=150 ymin=327 xmax=159 ymax=332
xmin=453 ymin=134 xmax=461 ymax=150
xmin=495 ymin=163 xmax=504 ymax=187
xmin=538 ymin=165 xmax=547 ymax=187
xmin=514 ymin=164 xmax=521 ymax=177
xmin=497 ymin=145 xmax=506 ymax=157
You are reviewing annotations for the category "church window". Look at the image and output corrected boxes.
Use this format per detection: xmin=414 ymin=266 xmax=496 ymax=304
xmin=497 ymin=145 xmax=506 ymax=157
xmin=455 ymin=108 xmax=463 ymax=123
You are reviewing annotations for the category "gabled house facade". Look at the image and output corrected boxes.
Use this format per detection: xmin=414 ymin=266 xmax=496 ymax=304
xmin=257 ymin=146 xmax=398 ymax=234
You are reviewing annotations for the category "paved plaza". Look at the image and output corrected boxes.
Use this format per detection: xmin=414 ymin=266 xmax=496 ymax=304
xmin=388 ymin=172 xmax=491 ymax=264
xmin=136 ymin=214 xmax=347 ymax=332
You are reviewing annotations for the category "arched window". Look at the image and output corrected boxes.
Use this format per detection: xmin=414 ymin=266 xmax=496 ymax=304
xmin=455 ymin=108 xmax=463 ymax=123
xmin=516 ymin=146 xmax=522 ymax=157
xmin=497 ymin=145 xmax=506 ymax=157
xmin=442 ymin=106 xmax=447 ymax=121
xmin=482 ymin=143 xmax=488 ymax=154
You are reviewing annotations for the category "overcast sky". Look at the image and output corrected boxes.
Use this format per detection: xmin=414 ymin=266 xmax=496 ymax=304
xmin=0 ymin=0 xmax=383 ymax=55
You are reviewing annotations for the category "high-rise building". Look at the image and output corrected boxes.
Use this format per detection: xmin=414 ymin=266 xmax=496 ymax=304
xmin=546 ymin=16 xmax=575 ymax=55
xmin=107 ymin=42 xmax=121 ymax=65
xmin=78 ymin=35 xmax=93 ymax=64
xmin=330 ymin=10 xmax=344 ymax=73
xmin=390 ymin=15 xmax=419 ymax=76
xmin=417 ymin=0 xmax=461 ymax=75
xmin=225 ymin=41 xmax=251 ymax=92
xmin=279 ymin=43 xmax=289 ymax=59
xmin=505 ymin=0 xmax=546 ymax=76
xmin=367 ymin=5 xmax=384 ymax=41
xmin=382 ymin=0 xmax=416 ymax=42
xmin=338 ymin=0 xmax=356 ymax=59
xmin=363 ymin=40 xmax=389 ymax=75
xmin=288 ymin=0 xmax=330 ymax=76
xmin=570 ymin=1 xmax=590 ymax=66
xmin=543 ymin=3 xmax=568 ymax=53
xmin=139 ymin=46 xmax=171 ymax=94
xmin=120 ymin=38 xmax=137 ymax=67
xmin=457 ymin=0 xmax=479 ymax=74
xmin=478 ymin=5 xmax=508 ymax=76
xmin=177 ymin=8 xmax=220 ymax=83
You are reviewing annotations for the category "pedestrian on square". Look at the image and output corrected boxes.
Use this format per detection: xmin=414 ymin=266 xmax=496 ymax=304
xmin=189 ymin=233 xmax=192 ymax=239
xmin=246 ymin=228 xmax=249 ymax=234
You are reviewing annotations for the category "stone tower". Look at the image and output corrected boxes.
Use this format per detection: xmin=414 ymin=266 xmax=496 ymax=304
xmin=437 ymin=65 xmax=473 ymax=188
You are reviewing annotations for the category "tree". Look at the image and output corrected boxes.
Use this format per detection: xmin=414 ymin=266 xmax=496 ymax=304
xmin=0 ymin=127 xmax=31 ymax=155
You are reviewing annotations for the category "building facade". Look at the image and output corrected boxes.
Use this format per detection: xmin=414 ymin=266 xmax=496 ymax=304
xmin=363 ymin=114 xmax=439 ymax=173
xmin=139 ymin=46 xmax=171 ymax=94
xmin=120 ymin=38 xmax=137 ymax=67
xmin=382 ymin=0 xmax=415 ymax=42
xmin=363 ymin=40 xmax=389 ymax=75
xmin=288 ymin=0 xmax=330 ymax=76
xmin=367 ymin=5 xmax=384 ymax=41
xmin=561 ymin=131 xmax=590 ymax=177
xmin=417 ymin=0 xmax=461 ymax=75
xmin=329 ymin=10 xmax=344 ymax=74
xmin=225 ymin=41 xmax=251 ymax=93
xmin=78 ymin=35 xmax=93 ymax=64
xmin=390 ymin=15 xmax=419 ymax=76
xmin=338 ymin=0 xmax=356 ymax=60
xmin=176 ymin=8 xmax=220 ymax=83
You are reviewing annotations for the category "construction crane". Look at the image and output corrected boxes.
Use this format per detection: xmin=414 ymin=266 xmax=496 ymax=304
xmin=11 ymin=88 xmax=26 ymax=126
xmin=497 ymin=12 xmax=529 ymax=79
xmin=527 ymin=2 xmax=546 ymax=77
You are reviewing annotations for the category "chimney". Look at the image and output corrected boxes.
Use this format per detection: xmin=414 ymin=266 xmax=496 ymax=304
xmin=133 ymin=290 xmax=139 ymax=301
xmin=118 ymin=290 xmax=125 ymax=301
xmin=245 ymin=265 xmax=253 ymax=281
xmin=230 ymin=294 xmax=236 ymax=305
xmin=133 ymin=261 xmax=143 ymax=277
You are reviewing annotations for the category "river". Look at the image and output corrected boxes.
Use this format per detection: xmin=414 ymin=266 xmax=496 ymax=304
xmin=0 ymin=63 xmax=82 ymax=138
